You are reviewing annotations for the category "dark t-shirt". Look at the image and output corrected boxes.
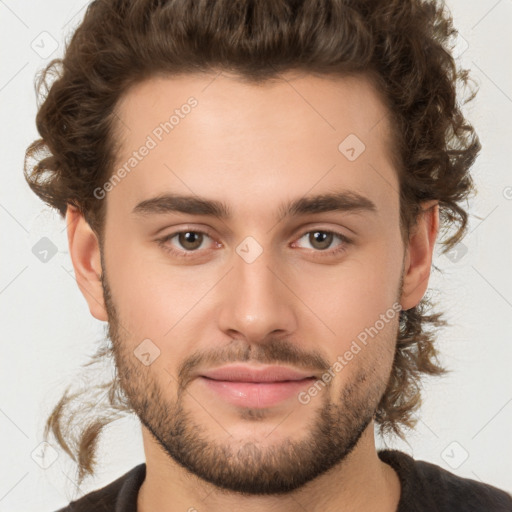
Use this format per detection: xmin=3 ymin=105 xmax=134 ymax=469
xmin=55 ymin=450 xmax=512 ymax=511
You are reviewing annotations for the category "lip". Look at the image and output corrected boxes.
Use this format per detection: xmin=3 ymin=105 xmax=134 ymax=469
xmin=199 ymin=377 xmax=316 ymax=408
xmin=199 ymin=364 xmax=317 ymax=383
xmin=197 ymin=364 xmax=318 ymax=408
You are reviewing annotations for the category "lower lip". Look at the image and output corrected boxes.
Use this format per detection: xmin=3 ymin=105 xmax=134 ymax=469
xmin=199 ymin=376 xmax=316 ymax=408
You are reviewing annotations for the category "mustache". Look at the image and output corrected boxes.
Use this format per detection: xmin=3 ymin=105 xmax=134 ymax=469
xmin=177 ymin=337 xmax=329 ymax=391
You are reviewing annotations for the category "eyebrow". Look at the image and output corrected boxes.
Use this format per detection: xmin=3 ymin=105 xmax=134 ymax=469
xmin=131 ymin=190 xmax=377 ymax=222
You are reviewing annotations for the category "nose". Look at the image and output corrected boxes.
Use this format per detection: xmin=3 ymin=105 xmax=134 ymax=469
xmin=217 ymin=243 xmax=298 ymax=344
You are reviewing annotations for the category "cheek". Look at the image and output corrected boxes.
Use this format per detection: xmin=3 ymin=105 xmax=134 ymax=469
xmin=104 ymin=231 xmax=220 ymax=346
xmin=292 ymin=240 xmax=402 ymax=342
xmin=103 ymin=228 xmax=165 ymax=337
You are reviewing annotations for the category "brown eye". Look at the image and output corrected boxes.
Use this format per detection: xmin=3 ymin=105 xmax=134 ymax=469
xmin=157 ymin=228 xmax=217 ymax=260
xmin=177 ymin=231 xmax=204 ymax=251
xmin=292 ymin=229 xmax=351 ymax=259
xmin=308 ymin=231 xmax=334 ymax=250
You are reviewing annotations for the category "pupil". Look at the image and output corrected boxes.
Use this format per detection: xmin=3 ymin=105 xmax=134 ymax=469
xmin=311 ymin=231 xmax=332 ymax=250
xmin=181 ymin=232 xmax=201 ymax=249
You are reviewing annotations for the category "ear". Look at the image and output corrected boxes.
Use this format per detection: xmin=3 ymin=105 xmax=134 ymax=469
xmin=66 ymin=205 xmax=108 ymax=321
xmin=400 ymin=200 xmax=439 ymax=311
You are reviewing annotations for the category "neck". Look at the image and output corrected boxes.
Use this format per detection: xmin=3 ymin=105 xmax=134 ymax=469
xmin=137 ymin=422 xmax=401 ymax=512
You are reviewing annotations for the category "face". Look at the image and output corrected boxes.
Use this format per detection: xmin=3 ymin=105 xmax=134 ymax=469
xmin=96 ymin=71 xmax=408 ymax=494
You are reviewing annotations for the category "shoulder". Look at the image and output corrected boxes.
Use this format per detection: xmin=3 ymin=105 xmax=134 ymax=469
xmin=378 ymin=449 xmax=512 ymax=512
xmin=53 ymin=463 xmax=146 ymax=512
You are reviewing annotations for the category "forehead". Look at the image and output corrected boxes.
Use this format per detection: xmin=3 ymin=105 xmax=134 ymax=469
xmin=114 ymin=71 xmax=393 ymax=151
xmin=107 ymin=71 xmax=399 ymax=223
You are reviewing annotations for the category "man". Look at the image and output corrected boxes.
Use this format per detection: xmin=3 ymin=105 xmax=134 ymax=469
xmin=24 ymin=0 xmax=512 ymax=510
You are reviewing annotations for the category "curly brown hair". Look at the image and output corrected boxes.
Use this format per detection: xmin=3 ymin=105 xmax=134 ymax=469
xmin=25 ymin=0 xmax=480 ymax=488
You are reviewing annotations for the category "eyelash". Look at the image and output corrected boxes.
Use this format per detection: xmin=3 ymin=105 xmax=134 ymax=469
xmin=156 ymin=228 xmax=352 ymax=260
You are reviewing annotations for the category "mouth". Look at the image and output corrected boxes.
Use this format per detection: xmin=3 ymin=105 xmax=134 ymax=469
xmin=199 ymin=364 xmax=317 ymax=383
xmin=197 ymin=364 xmax=318 ymax=408
xmin=198 ymin=376 xmax=316 ymax=408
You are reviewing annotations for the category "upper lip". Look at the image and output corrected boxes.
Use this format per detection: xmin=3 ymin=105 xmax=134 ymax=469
xmin=199 ymin=364 xmax=317 ymax=383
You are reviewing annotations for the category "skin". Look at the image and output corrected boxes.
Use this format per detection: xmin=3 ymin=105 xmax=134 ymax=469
xmin=66 ymin=71 xmax=438 ymax=512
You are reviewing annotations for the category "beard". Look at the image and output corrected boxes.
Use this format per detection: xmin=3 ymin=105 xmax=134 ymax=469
xmin=101 ymin=267 xmax=398 ymax=496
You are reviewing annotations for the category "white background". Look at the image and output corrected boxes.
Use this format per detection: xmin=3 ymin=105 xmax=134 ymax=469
xmin=1 ymin=0 xmax=511 ymax=510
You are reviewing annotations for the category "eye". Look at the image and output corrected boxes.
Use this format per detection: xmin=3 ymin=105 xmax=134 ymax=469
xmin=292 ymin=230 xmax=351 ymax=257
xmin=172 ymin=231 xmax=207 ymax=251
xmin=156 ymin=228 xmax=352 ymax=260
xmin=157 ymin=229 xmax=216 ymax=258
